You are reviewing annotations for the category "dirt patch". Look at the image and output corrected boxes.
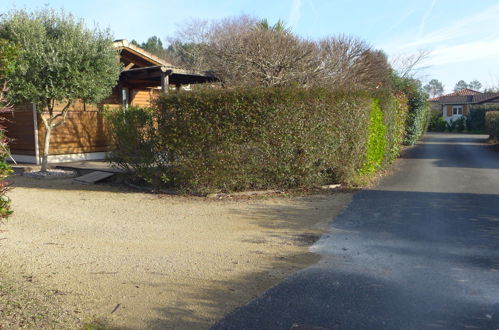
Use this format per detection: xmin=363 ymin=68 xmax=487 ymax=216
xmin=0 ymin=175 xmax=352 ymax=329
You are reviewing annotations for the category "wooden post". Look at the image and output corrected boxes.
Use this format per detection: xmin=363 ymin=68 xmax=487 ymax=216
xmin=161 ymin=72 xmax=169 ymax=94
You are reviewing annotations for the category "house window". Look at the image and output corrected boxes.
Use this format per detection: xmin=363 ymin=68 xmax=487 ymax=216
xmin=452 ymin=106 xmax=463 ymax=115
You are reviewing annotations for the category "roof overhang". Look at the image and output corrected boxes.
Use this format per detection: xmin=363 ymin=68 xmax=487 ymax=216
xmin=120 ymin=65 xmax=216 ymax=88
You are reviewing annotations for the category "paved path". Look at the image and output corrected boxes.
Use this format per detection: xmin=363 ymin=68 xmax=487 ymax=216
xmin=212 ymin=133 xmax=499 ymax=330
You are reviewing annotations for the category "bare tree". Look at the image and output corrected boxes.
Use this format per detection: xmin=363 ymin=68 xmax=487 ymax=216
xmin=167 ymin=18 xmax=214 ymax=71
xmin=168 ymin=15 xmax=392 ymax=90
xmin=206 ymin=20 xmax=319 ymax=87
xmin=390 ymin=50 xmax=430 ymax=79
xmin=315 ymin=36 xmax=390 ymax=90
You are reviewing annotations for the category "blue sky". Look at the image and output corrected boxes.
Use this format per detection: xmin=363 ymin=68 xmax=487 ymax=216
xmin=2 ymin=0 xmax=499 ymax=93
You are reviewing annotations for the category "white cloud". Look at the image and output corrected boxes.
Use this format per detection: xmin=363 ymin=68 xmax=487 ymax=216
xmin=391 ymin=3 xmax=499 ymax=52
xmin=389 ymin=8 xmax=415 ymax=31
xmin=308 ymin=0 xmax=319 ymax=20
xmin=423 ymin=39 xmax=499 ymax=67
xmin=418 ymin=0 xmax=436 ymax=38
xmin=288 ymin=0 xmax=302 ymax=27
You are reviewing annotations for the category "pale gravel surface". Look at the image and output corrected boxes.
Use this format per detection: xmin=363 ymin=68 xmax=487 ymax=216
xmin=0 ymin=175 xmax=352 ymax=329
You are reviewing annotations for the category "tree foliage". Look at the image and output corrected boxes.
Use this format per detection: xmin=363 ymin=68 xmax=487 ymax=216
xmin=423 ymin=79 xmax=444 ymax=98
xmin=0 ymin=9 xmax=122 ymax=171
xmin=0 ymin=40 xmax=15 ymax=219
xmin=131 ymin=36 xmax=172 ymax=62
xmin=468 ymin=79 xmax=482 ymax=91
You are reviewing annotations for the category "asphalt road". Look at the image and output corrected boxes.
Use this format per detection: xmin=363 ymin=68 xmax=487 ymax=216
xmin=212 ymin=133 xmax=499 ymax=330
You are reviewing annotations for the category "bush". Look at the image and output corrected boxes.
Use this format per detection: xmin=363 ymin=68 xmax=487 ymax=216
xmin=427 ymin=109 xmax=446 ymax=132
xmin=466 ymin=105 xmax=499 ymax=132
xmin=107 ymin=87 xmax=408 ymax=193
xmin=446 ymin=117 xmax=466 ymax=132
xmin=154 ymin=88 xmax=371 ymax=192
xmin=359 ymin=100 xmax=386 ymax=175
xmin=0 ymin=128 xmax=12 ymax=218
xmin=485 ymin=111 xmax=499 ymax=141
xmin=106 ymin=107 xmax=168 ymax=186
xmin=376 ymin=92 xmax=408 ymax=164
xmin=390 ymin=74 xmax=430 ymax=145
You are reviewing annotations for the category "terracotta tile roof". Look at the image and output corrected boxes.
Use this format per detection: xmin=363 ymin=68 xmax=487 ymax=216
xmin=429 ymin=88 xmax=482 ymax=102
xmin=430 ymin=89 xmax=499 ymax=104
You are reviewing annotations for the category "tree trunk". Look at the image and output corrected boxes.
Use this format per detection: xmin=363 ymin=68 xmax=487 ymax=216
xmin=41 ymin=124 xmax=51 ymax=172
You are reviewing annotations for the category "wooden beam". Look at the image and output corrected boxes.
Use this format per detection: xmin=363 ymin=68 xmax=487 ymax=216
xmin=161 ymin=72 xmax=169 ymax=94
xmin=124 ymin=62 xmax=135 ymax=70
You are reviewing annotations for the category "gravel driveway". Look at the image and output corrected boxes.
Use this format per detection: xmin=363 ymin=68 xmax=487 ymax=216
xmin=0 ymin=175 xmax=351 ymax=329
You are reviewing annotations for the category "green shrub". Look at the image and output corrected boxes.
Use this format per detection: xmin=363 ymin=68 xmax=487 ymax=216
xmin=455 ymin=116 xmax=466 ymax=132
xmin=376 ymin=92 xmax=408 ymax=164
xmin=428 ymin=109 xmax=447 ymax=132
xmin=467 ymin=105 xmax=499 ymax=132
xmin=107 ymin=87 xmax=409 ymax=193
xmin=485 ymin=111 xmax=499 ymax=141
xmin=106 ymin=107 xmax=168 ymax=186
xmin=390 ymin=74 xmax=430 ymax=145
xmin=446 ymin=117 xmax=466 ymax=132
xmin=0 ymin=129 xmax=12 ymax=218
xmin=359 ymin=99 xmax=387 ymax=175
xmin=154 ymin=87 xmax=375 ymax=193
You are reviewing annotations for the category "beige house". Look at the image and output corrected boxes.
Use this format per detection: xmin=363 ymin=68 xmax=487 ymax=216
xmin=430 ymin=88 xmax=499 ymax=123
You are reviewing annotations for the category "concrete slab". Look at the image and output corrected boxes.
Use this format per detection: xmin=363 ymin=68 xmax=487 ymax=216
xmin=72 ymin=171 xmax=115 ymax=184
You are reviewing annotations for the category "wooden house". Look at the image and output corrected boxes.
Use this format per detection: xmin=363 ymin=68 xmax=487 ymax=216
xmin=3 ymin=40 xmax=214 ymax=164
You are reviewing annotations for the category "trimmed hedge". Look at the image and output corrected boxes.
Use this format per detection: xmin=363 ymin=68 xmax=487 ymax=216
xmin=390 ymin=74 xmax=430 ymax=145
xmin=108 ymin=87 xmax=408 ymax=193
xmin=485 ymin=111 xmax=499 ymax=141
xmin=467 ymin=105 xmax=499 ymax=132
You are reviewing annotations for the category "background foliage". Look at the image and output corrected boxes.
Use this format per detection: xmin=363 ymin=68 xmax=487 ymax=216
xmin=467 ymin=105 xmax=499 ymax=132
xmin=485 ymin=111 xmax=499 ymax=141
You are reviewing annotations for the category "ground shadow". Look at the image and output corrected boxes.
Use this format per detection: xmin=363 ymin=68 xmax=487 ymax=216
xmin=400 ymin=133 xmax=499 ymax=169
xmin=208 ymin=189 xmax=499 ymax=329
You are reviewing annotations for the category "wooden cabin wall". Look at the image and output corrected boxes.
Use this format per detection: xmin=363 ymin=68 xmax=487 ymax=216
xmin=38 ymin=111 xmax=110 ymax=156
xmin=130 ymin=88 xmax=158 ymax=107
xmin=2 ymin=103 xmax=36 ymax=156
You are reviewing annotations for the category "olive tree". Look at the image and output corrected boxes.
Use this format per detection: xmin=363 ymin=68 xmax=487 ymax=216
xmin=0 ymin=9 xmax=121 ymax=171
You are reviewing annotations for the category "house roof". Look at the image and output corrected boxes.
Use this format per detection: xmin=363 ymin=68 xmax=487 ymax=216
xmin=114 ymin=39 xmax=172 ymax=67
xmin=114 ymin=39 xmax=216 ymax=87
xmin=430 ymin=89 xmax=499 ymax=105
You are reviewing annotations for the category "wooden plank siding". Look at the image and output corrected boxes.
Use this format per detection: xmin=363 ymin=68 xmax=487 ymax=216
xmin=2 ymin=109 xmax=36 ymax=155
xmin=130 ymin=88 xmax=158 ymax=107
xmin=37 ymin=111 xmax=110 ymax=156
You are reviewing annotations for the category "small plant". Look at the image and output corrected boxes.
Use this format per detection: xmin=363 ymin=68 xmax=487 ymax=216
xmin=427 ymin=110 xmax=447 ymax=132
xmin=106 ymin=107 xmax=169 ymax=187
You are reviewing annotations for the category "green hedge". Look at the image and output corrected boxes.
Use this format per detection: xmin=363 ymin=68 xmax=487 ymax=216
xmin=485 ymin=111 xmax=499 ymax=141
xmin=467 ymin=105 xmax=499 ymax=132
xmin=106 ymin=107 xmax=168 ymax=186
xmin=390 ymin=75 xmax=430 ymax=145
xmin=107 ymin=87 xmax=408 ymax=193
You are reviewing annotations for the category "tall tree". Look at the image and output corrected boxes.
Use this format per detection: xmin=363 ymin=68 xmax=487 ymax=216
xmin=0 ymin=9 xmax=121 ymax=171
xmin=423 ymin=79 xmax=444 ymax=98
xmin=453 ymin=80 xmax=469 ymax=92
xmin=0 ymin=39 xmax=16 ymax=112
xmin=468 ymin=79 xmax=482 ymax=91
